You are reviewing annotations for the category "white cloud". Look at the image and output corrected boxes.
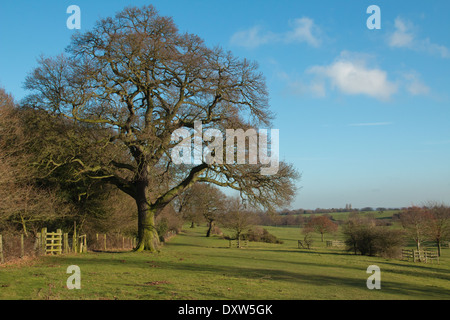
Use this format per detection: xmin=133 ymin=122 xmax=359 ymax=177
xmin=388 ymin=17 xmax=450 ymax=59
xmin=230 ymin=17 xmax=322 ymax=49
xmin=277 ymin=52 xmax=430 ymax=100
xmin=285 ymin=18 xmax=321 ymax=47
xmin=308 ymin=54 xmax=398 ymax=100
xmin=389 ymin=18 xmax=414 ymax=48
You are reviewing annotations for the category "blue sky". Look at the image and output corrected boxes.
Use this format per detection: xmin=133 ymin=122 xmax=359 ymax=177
xmin=1 ymin=0 xmax=449 ymax=209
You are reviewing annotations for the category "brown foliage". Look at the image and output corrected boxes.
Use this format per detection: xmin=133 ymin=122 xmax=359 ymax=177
xmin=0 ymin=88 xmax=65 ymax=234
xmin=304 ymin=215 xmax=338 ymax=242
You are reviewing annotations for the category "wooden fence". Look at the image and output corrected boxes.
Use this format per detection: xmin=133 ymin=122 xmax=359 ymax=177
xmin=0 ymin=228 xmax=90 ymax=264
xmin=326 ymin=240 xmax=345 ymax=248
xmin=35 ymin=228 xmax=87 ymax=255
xmin=402 ymin=249 xmax=439 ymax=264
xmin=0 ymin=229 xmax=155 ymax=264
xmin=91 ymin=233 xmax=136 ymax=251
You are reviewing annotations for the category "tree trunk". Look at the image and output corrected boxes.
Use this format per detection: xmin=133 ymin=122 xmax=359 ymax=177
xmin=237 ymin=232 xmax=241 ymax=248
xmin=134 ymin=183 xmax=160 ymax=252
xmin=206 ymin=220 xmax=214 ymax=237
xmin=437 ymin=240 xmax=441 ymax=257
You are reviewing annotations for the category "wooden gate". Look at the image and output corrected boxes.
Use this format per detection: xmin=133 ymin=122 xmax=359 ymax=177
xmin=402 ymin=249 xmax=439 ymax=264
xmin=38 ymin=228 xmax=62 ymax=255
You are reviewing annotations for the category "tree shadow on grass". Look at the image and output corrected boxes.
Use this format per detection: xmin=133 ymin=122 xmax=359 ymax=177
xmin=90 ymin=250 xmax=134 ymax=254
xmin=56 ymin=252 xmax=450 ymax=299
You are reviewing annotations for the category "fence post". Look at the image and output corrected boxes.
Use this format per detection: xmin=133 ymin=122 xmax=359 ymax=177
xmin=56 ymin=229 xmax=62 ymax=255
xmin=35 ymin=233 xmax=40 ymax=256
xmin=20 ymin=234 xmax=24 ymax=258
xmin=104 ymin=234 xmax=107 ymax=251
xmin=73 ymin=222 xmax=78 ymax=254
xmin=83 ymin=235 xmax=87 ymax=253
xmin=0 ymin=234 xmax=4 ymax=264
xmin=79 ymin=235 xmax=83 ymax=253
xmin=64 ymin=233 xmax=69 ymax=253
xmin=41 ymin=228 xmax=47 ymax=255
xmin=38 ymin=232 xmax=42 ymax=255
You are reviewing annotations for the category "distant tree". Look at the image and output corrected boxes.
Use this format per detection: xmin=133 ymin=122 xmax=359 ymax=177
xmin=399 ymin=206 xmax=432 ymax=251
xmin=220 ymin=197 xmax=258 ymax=248
xmin=426 ymin=202 xmax=450 ymax=256
xmin=300 ymin=227 xmax=314 ymax=249
xmin=155 ymin=205 xmax=183 ymax=242
xmin=342 ymin=216 xmax=373 ymax=255
xmin=183 ymin=184 xmax=226 ymax=237
xmin=173 ymin=185 xmax=203 ymax=228
xmin=342 ymin=215 xmax=404 ymax=257
xmin=305 ymin=215 xmax=338 ymax=242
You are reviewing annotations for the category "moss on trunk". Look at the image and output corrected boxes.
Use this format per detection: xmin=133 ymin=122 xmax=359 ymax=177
xmin=134 ymin=193 xmax=160 ymax=252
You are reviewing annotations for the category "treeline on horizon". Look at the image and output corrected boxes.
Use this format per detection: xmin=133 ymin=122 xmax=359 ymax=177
xmin=279 ymin=206 xmax=400 ymax=215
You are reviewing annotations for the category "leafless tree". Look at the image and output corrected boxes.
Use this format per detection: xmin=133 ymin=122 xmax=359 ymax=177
xmin=425 ymin=202 xmax=450 ymax=256
xmin=220 ymin=197 xmax=258 ymax=248
xmin=399 ymin=206 xmax=432 ymax=251
xmin=181 ymin=183 xmax=226 ymax=237
xmin=22 ymin=6 xmax=299 ymax=251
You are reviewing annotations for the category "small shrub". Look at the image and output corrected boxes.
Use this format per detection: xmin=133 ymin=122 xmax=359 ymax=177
xmin=243 ymin=227 xmax=284 ymax=244
xmin=342 ymin=221 xmax=405 ymax=257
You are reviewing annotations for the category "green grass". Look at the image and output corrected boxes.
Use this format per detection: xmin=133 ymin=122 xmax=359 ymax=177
xmin=0 ymin=225 xmax=449 ymax=300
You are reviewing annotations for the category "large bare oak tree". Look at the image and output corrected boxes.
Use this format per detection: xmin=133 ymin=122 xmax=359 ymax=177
xmin=23 ymin=6 xmax=299 ymax=251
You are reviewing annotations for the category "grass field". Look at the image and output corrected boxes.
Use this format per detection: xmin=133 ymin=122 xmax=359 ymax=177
xmin=0 ymin=224 xmax=449 ymax=300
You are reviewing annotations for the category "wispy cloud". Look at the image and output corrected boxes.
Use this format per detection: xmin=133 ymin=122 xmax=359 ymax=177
xmin=230 ymin=17 xmax=322 ymax=49
xmin=402 ymin=71 xmax=430 ymax=96
xmin=285 ymin=17 xmax=322 ymax=47
xmin=349 ymin=122 xmax=393 ymax=127
xmin=389 ymin=18 xmax=415 ymax=48
xmin=230 ymin=26 xmax=276 ymax=49
xmin=388 ymin=17 xmax=450 ymax=59
xmin=422 ymin=139 xmax=450 ymax=145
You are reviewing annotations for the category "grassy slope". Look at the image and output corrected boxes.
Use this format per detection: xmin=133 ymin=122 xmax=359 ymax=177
xmin=0 ymin=225 xmax=449 ymax=300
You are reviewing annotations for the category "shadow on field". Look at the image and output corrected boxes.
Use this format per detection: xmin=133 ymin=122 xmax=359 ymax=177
xmin=58 ymin=251 xmax=450 ymax=299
